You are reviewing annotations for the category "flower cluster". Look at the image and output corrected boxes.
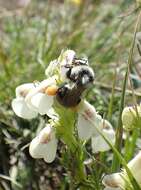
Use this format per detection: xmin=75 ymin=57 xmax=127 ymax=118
xmin=12 ymin=76 xmax=58 ymax=119
xmin=12 ymin=50 xmax=115 ymax=163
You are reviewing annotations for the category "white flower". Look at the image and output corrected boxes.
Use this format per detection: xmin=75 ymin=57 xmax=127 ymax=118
xmin=77 ymin=100 xmax=115 ymax=152
xmin=102 ymin=152 xmax=141 ymax=189
xmin=58 ymin=50 xmax=76 ymax=80
xmin=12 ymin=76 xmax=58 ymax=119
xmin=58 ymin=49 xmax=76 ymax=67
xmin=12 ymin=83 xmax=38 ymax=119
xmin=27 ymin=76 xmax=58 ymax=115
xmin=29 ymin=124 xmax=58 ymax=163
xmin=45 ymin=50 xmax=76 ymax=80
xmin=77 ymin=100 xmax=99 ymax=140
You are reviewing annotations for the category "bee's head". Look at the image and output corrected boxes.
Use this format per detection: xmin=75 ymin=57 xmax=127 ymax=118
xmin=70 ymin=65 xmax=94 ymax=88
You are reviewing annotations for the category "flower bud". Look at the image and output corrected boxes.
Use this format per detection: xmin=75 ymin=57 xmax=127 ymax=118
xmin=122 ymin=106 xmax=141 ymax=131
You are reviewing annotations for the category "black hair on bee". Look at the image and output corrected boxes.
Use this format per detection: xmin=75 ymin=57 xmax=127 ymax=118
xmin=72 ymin=57 xmax=89 ymax=66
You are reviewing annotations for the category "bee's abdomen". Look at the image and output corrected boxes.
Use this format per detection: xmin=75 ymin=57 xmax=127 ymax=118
xmin=56 ymin=84 xmax=82 ymax=108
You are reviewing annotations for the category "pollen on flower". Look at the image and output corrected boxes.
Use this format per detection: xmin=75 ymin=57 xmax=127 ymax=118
xmin=45 ymin=85 xmax=58 ymax=96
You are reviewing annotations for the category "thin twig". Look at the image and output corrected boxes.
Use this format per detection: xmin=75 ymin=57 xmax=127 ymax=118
xmin=94 ymin=81 xmax=141 ymax=97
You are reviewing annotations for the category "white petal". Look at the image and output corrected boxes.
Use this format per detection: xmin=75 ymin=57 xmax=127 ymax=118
xmin=29 ymin=137 xmax=43 ymax=158
xmin=45 ymin=60 xmax=58 ymax=77
xmin=77 ymin=100 xmax=97 ymax=119
xmin=16 ymin=83 xmax=34 ymax=98
xmin=59 ymin=50 xmax=76 ymax=67
xmin=92 ymin=119 xmax=115 ymax=153
xmin=46 ymin=108 xmax=59 ymax=120
xmin=30 ymin=93 xmax=54 ymax=115
xmin=59 ymin=50 xmax=76 ymax=80
xmin=102 ymin=173 xmax=124 ymax=189
xmin=60 ymin=66 xmax=70 ymax=81
xmin=77 ymin=114 xmax=102 ymax=141
xmin=91 ymin=127 xmax=115 ymax=153
xmin=29 ymin=136 xmax=57 ymax=162
xmin=77 ymin=114 xmax=94 ymax=140
xmin=127 ymin=151 xmax=141 ymax=184
xmin=43 ymin=138 xmax=58 ymax=163
xmin=11 ymin=98 xmax=37 ymax=119
xmin=64 ymin=50 xmax=76 ymax=65
xmin=29 ymin=125 xmax=57 ymax=163
xmin=25 ymin=76 xmax=57 ymax=110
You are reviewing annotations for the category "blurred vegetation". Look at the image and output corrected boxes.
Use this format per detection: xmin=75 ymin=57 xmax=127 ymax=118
xmin=0 ymin=0 xmax=141 ymax=189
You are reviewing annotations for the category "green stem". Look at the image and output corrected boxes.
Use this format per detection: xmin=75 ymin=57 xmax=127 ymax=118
xmin=55 ymin=106 xmax=86 ymax=184
xmin=112 ymin=10 xmax=141 ymax=172
xmin=64 ymin=135 xmax=86 ymax=182
xmin=107 ymin=70 xmax=117 ymax=120
xmin=125 ymin=130 xmax=139 ymax=162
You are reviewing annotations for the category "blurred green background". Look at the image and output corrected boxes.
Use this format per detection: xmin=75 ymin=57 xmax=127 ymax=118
xmin=0 ymin=0 xmax=141 ymax=189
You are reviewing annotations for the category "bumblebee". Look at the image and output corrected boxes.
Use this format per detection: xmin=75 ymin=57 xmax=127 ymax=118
xmin=56 ymin=58 xmax=95 ymax=108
